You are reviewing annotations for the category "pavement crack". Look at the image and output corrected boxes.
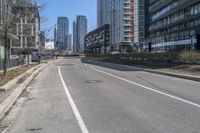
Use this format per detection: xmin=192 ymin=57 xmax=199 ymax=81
xmin=27 ymin=128 xmax=43 ymax=132
xmin=136 ymin=75 xmax=164 ymax=91
xmin=136 ymin=75 xmax=200 ymax=105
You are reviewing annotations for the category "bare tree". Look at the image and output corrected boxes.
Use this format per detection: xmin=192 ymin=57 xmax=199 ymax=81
xmin=0 ymin=0 xmax=18 ymax=75
xmin=1 ymin=0 xmax=46 ymax=74
xmin=12 ymin=1 xmax=41 ymax=66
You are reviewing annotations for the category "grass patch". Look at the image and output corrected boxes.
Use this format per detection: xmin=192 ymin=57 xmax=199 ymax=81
xmin=0 ymin=65 xmax=36 ymax=87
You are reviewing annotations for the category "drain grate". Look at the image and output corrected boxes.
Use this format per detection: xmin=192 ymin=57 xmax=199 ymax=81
xmin=85 ymin=80 xmax=102 ymax=84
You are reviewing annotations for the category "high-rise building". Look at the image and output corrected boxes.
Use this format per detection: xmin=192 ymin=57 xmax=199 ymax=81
xmin=54 ymin=27 xmax=57 ymax=43
xmin=73 ymin=20 xmax=77 ymax=52
xmin=145 ymin=0 xmax=200 ymax=52
xmin=67 ymin=34 xmax=72 ymax=51
xmin=73 ymin=16 xmax=87 ymax=53
xmin=97 ymin=0 xmax=145 ymax=52
xmin=57 ymin=17 xmax=69 ymax=50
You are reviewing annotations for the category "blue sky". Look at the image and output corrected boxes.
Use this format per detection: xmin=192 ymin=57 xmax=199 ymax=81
xmin=41 ymin=0 xmax=97 ymax=39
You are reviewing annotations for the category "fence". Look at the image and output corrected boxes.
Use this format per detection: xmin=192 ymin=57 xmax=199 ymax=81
xmin=0 ymin=57 xmax=25 ymax=70
xmin=41 ymin=54 xmax=54 ymax=61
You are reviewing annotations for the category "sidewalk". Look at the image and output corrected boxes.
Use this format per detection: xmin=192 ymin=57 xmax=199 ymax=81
xmin=0 ymin=59 xmax=56 ymax=120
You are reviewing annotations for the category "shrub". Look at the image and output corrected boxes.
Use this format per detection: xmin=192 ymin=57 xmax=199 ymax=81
xmin=85 ymin=51 xmax=200 ymax=64
xmin=179 ymin=51 xmax=200 ymax=64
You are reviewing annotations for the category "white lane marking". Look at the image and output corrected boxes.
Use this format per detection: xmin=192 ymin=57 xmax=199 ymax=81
xmin=89 ymin=66 xmax=200 ymax=109
xmin=58 ymin=66 xmax=89 ymax=133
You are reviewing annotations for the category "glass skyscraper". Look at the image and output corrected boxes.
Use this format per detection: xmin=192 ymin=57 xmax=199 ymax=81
xmin=57 ymin=17 xmax=69 ymax=50
xmin=73 ymin=16 xmax=87 ymax=53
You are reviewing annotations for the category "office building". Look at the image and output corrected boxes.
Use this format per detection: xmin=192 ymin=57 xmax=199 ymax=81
xmin=73 ymin=16 xmax=87 ymax=53
xmin=145 ymin=0 xmax=200 ymax=52
xmin=85 ymin=24 xmax=110 ymax=54
xmin=97 ymin=0 xmax=145 ymax=52
xmin=57 ymin=17 xmax=69 ymax=50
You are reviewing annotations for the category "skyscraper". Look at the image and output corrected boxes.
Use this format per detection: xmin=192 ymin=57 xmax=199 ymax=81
xmin=54 ymin=27 xmax=57 ymax=43
xmin=73 ymin=16 xmax=87 ymax=53
xmin=73 ymin=20 xmax=77 ymax=52
xmin=57 ymin=17 xmax=69 ymax=50
xmin=97 ymin=0 xmax=145 ymax=52
xmin=67 ymin=34 xmax=72 ymax=51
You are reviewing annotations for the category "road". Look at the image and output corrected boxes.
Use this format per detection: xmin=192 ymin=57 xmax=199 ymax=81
xmin=5 ymin=57 xmax=200 ymax=133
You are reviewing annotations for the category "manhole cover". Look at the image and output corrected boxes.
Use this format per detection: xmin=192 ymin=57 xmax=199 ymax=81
xmin=85 ymin=80 xmax=102 ymax=84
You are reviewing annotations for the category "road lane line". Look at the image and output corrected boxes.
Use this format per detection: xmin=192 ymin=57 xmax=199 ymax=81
xmin=58 ymin=66 xmax=89 ymax=133
xmin=89 ymin=66 xmax=200 ymax=109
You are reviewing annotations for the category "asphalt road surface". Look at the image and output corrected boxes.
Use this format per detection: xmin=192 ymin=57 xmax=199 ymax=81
xmin=5 ymin=57 xmax=200 ymax=133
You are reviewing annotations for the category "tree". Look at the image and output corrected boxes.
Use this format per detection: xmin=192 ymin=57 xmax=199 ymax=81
xmin=0 ymin=0 xmax=18 ymax=75
xmin=12 ymin=1 xmax=41 ymax=66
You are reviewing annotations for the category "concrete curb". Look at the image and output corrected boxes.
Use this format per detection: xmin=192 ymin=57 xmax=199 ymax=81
xmin=0 ymin=63 xmax=48 ymax=120
xmin=0 ymin=64 xmax=42 ymax=92
xmin=144 ymin=69 xmax=200 ymax=82
xmin=83 ymin=59 xmax=200 ymax=82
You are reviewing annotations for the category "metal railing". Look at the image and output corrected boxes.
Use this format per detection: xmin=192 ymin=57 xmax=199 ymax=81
xmin=0 ymin=57 xmax=25 ymax=70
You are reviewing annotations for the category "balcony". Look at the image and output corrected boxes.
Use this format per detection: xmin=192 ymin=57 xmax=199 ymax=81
xmin=149 ymin=13 xmax=200 ymax=32
xmin=151 ymin=0 xmax=200 ymax=23
xmin=149 ymin=0 xmax=174 ymax=13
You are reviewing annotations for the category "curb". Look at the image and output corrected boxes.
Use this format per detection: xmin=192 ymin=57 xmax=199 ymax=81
xmin=0 ymin=59 xmax=55 ymax=91
xmin=144 ymin=69 xmax=200 ymax=82
xmin=0 ymin=65 xmax=40 ymax=92
xmin=83 ymin=59 xmax=200 ymax=82
xmin=0 ymin=63 xmax=48 ymax=120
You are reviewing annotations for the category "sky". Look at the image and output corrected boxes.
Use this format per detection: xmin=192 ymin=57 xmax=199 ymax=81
xmin=41 ymin=0 xmax=97 ymax=39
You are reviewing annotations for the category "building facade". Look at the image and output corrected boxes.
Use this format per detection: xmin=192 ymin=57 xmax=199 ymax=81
xmin=97 ymin=0 xmax=145 ymax=52
xmin=67 ymin=34 xmax=72 ymax=51
xmin=57 ymin=17 xmax=69 ymax=50
xmin=85 ymin=24 xmax=110 ymax=54
xmin=54 ymin=27 xmax=57 ymax=44
xmin=145 ymin=0 xmax=200 ymax=52
xmin=73 ymin=20 xmax=77 ymax=52
xmin=73 ymin=16 xmax=87 ymax=53
xmin=11 ymin=1 xmax=40 ymax=55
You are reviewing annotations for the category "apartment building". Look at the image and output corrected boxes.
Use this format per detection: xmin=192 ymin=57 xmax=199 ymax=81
xmin=97 ymin=0 xmax=145 ymax=52
xmin=57 ymin=17 xmax=69 ymax=50
xmin=73 ymin=16 xmax=87 ymax=53
xmin=145 ymin=0 xmax=200 ymax=52
xmin=85 ymin=24 xmax=110 ymax=54
xmin=11 ymin=1 xmax=40 ymax=55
